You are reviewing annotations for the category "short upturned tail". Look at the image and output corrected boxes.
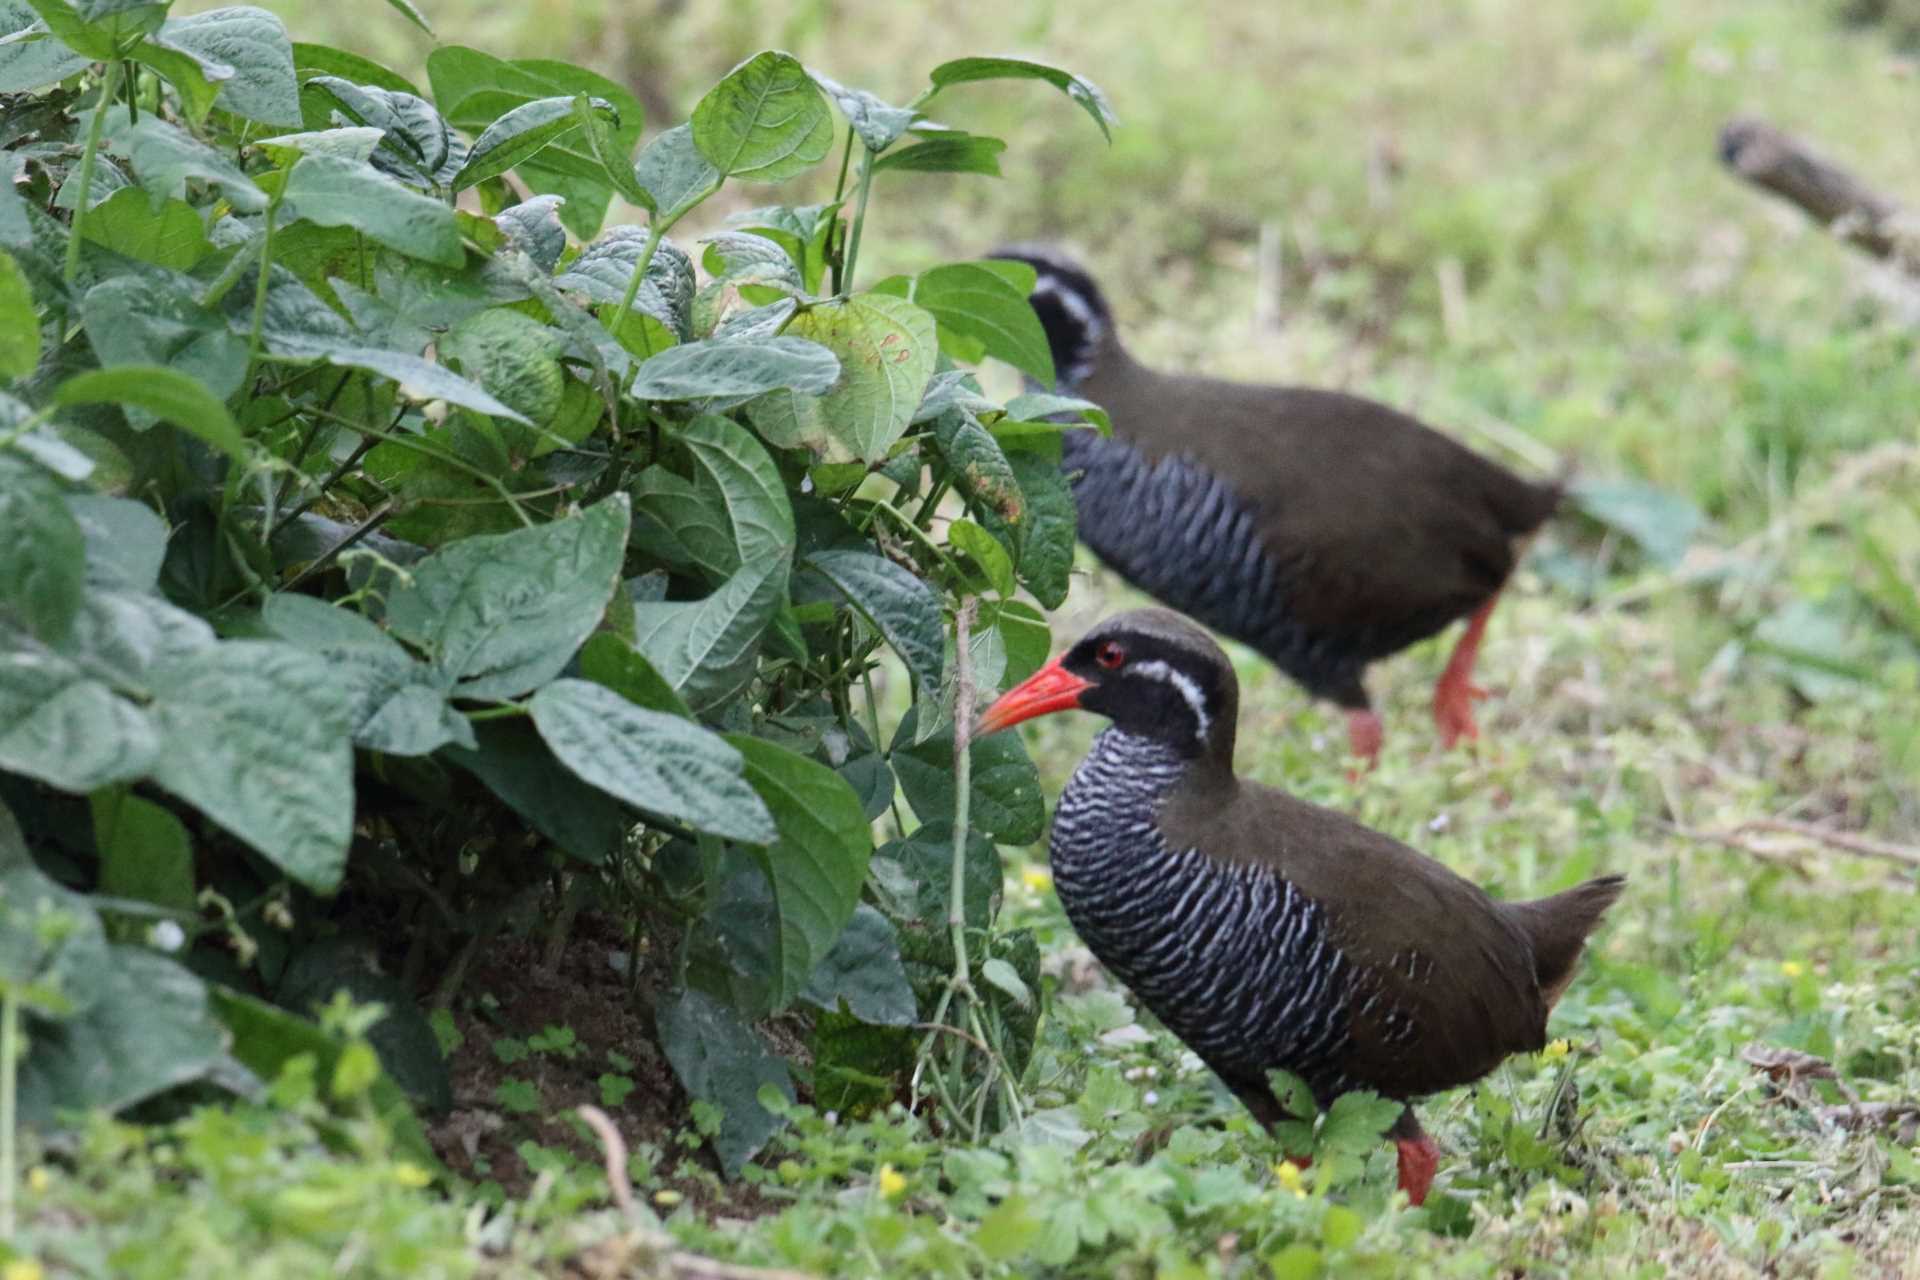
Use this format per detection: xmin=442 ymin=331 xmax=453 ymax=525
xmin=988 ymin=243 xmax=1112 ymax=391
xmin=1504 ymin=874 xmax=1626 ymax=1008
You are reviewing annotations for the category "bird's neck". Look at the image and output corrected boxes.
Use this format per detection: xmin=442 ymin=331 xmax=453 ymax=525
xmin=1050 ymin=728 xmax=1191 ymax=877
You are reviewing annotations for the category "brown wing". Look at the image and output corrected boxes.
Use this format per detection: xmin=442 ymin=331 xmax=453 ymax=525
xmin=1097 ymin=368 xmax=1558 ymax=638
xmin=1161 ymin=777 xmax=1551 ymax=1099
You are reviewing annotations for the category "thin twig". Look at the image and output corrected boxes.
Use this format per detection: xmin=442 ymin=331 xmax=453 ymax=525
xmin=1735 ymin=819 xmax=1920 ymax=870
xmin=576 ymin=1105 xmax=638 ymax=1219
xmin=910 ymin=1020 xmax=991 ymax=1054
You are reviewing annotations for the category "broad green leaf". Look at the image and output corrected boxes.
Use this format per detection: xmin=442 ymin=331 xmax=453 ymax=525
xmin=0 ymin=668 xmax=159 ymax=794
xmin=554 ymin=227 xmax=694 ymax=338
xmin=632 ymin=418 xmax=794 ymax=707
xmin=302 ymin=78 xmax=461 ymax=186
xmin=933 ymin=409 xmax=1025 ymax=525
xmin=55 ymin=365 xmax=249 ymax=460
xmin=573 ymin=92 xmax=651 ymax=208
xmin=751 ymin=292 xmax=936 ymax=463
xmin=632 ymin=123 xmax=721 ymax=222
xmin=1318 ymin=1091 xmax=1405 ymax=1155
xmin=926 ymin=56 xmax=1116 ymax=140
xmin=531 ymin=678 xmax=776 ymax=843
xmin=0 ymin=861 xmax=109 ymax=1015
xmin=426 ymin=48 xmax=644 ymax=239
xmin=871 ymin=132 xmax=1005 ymax=176
xmin=877 ymin=821 xmax=999 ymax=976
xmin=1266 ymin=1068 xmax=1319 ymax=1121
xmin=78 ymin=187 xmax=210 ymax=270
xmin=726 ymin=201 xmax=838 ymax=294
xmin=656 ymin=988 xmax=794 ymax=1177
xmin=158 ymin=6 xmax=299 ymax=125
xmin=808 ymin=71 xmax=915 ymax=153
xmin=127 ymin=36 xmax=229 ymax=125
xmin=691 ymin=51 xmax=833 ymax=182
xmin=950 ymin=518 xmax=1014 ymax=598
xmin=290 ymin=42 xmax=417 ymax=96
xmin=382 ymin=495 xmax=629 ymax=700
xmin=915 ymin=262 xmax=1053 ymax=385
xmin=0 ymin=0 xmax=86 ymax=92
xmin=452 ymin=94 xmax=611 ymax=192
xmin=0 ymin=454 xmax=81 ymax=644
xmin=800 ymin=903 xmax=915 ymax=1025
xmin=447 ymin=720 xmax=630 ymax=865
xmin=65 ymin=495 xmax=167 ymax=591
xmin=0 ymin=249 xmax=38 ymax=378
xmin=980 ymin=956 xmax=1032 ymax=1009
xmin=1572 ymin=477 xmax=1702 ymax=569
xmin=985 ymin=450 xmax=1076 ymax=609
xmin=439 ymin=308 xmax=565 ymax=430
xmin=989 ymin=600 xmax=1050 ymax=686
xmin=803 ymin=549 xmax=944 ymax=701
xmin=577 ymin=631 xmax=693 ymax=719
xmin=630 ymin=335 xmax=839 ymax=401
xmin=282 ymin=153 xmax=463 ymax=267
xmin=20 ymin=0 xmax=160 ymax=62
xmin=700 ymin=230 xmax=804 ymax=293
xmin=210 ymin=987 xmax=434 ymax=1164
xmin=146 ymin=641 xmax=355 ymax=892
xmin=891 ymin=704 xmax=1045 ymax=845
xmin=494 ymin=194 xmax=568 ymax=270
xmin=247 ymin=272 xmax=529 ymax=421
xmin=261 ymin=594 xmax=474 ymax=756
xmin=91 ymin=788 xmax=195 ymax=913
xmin=1004 ymin=391 xmax=1111 ymax=435
xmin=105 ymin=113 xmax=267 ymax=213
xmin=726 ymin=733 xmax=872 ymax=1011
xmin=17 ymin=946 xmax=227 ymax=1131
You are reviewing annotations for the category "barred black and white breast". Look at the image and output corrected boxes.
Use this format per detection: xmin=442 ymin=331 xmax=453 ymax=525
xmin=1048 ymin=728 xmax=1382 ymax=1102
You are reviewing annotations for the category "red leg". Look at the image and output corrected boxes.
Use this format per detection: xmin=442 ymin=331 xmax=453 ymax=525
xmin=1395 ymin=1134 xmax=1442 ymax=1206
xmin=1433 ymin=597 xmax=1496 ymax=749
xmin=1346 ymin=708 xmax=1383 ymax=770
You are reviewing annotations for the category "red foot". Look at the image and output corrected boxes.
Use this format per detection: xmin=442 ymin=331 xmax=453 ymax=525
xmin=1395 ymin=1135 xmax=1441 ymax=1206
xmin=1346 ymin=709 xmax=1383 ymax=776
xmin=1433 ymin=598 xmax=1496 ymax=749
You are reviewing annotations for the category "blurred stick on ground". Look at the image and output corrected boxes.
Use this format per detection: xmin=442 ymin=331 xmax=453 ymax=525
xmin=1718 ymin=116 xmax=1920 ymax=272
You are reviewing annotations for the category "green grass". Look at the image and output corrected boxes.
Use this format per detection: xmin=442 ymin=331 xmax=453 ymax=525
xmin=20 ymin=0 xmax=1920 ymax=1274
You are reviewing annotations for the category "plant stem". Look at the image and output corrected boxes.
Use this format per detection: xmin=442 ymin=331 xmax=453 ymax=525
xmin=838 ymin=151 xmax=878 ymax=296
xmin=246 ymin=203 xmax=278 ymax=376
xmin=946 ymin=597 xmax=979 ymax=992
xmin=1 ymin=990 xmax=17 ymax=1240
xmin=63 ymin=59 xmax=125 ymax=286
xmin=610 ymin=221 xmax=666 ymax=364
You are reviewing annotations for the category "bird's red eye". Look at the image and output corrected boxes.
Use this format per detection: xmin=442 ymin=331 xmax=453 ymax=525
xmin=1095 ymin=641 xmax=1126 ymax=670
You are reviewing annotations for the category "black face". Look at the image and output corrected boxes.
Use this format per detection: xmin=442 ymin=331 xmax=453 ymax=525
xmin=1060 ymin=618 xmax=1230 ymax=756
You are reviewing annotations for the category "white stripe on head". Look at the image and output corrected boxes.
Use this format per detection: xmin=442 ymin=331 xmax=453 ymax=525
xmin=1129 ymin=659 xmax=1211 ymax=743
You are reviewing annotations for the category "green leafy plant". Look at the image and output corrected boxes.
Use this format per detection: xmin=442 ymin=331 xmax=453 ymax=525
xmin=0 ymin=0 xmax=1115 ymax=1179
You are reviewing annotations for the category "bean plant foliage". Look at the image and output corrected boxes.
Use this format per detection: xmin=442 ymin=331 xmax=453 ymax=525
xmin=0 ymin=0 xmax=1118 ymax=1179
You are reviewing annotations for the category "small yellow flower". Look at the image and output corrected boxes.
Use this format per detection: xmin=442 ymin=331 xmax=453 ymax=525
xmin=26 ymin=1166 xmax=50 ymax=1193
xmin=876 ymin=1164 xmax=906 ymax=1199
xmin=653 ymin=1189 xmax=683 ymax=1208
xmin=392 ymin=1162 xmax=431 ymax=1188
xmin=1272 ymin=1160 xmax=1306 ymax=1197
xmin=4 ymin=1260 xmax=46 ymax=1280
xmin=1780 ymin=961 xmax=1805 ymax=979
xmin=1021 ymin=867 xmax=1053 ymax=892
xmin=1542 ymin=1039 xmax=1571 ymax=1062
